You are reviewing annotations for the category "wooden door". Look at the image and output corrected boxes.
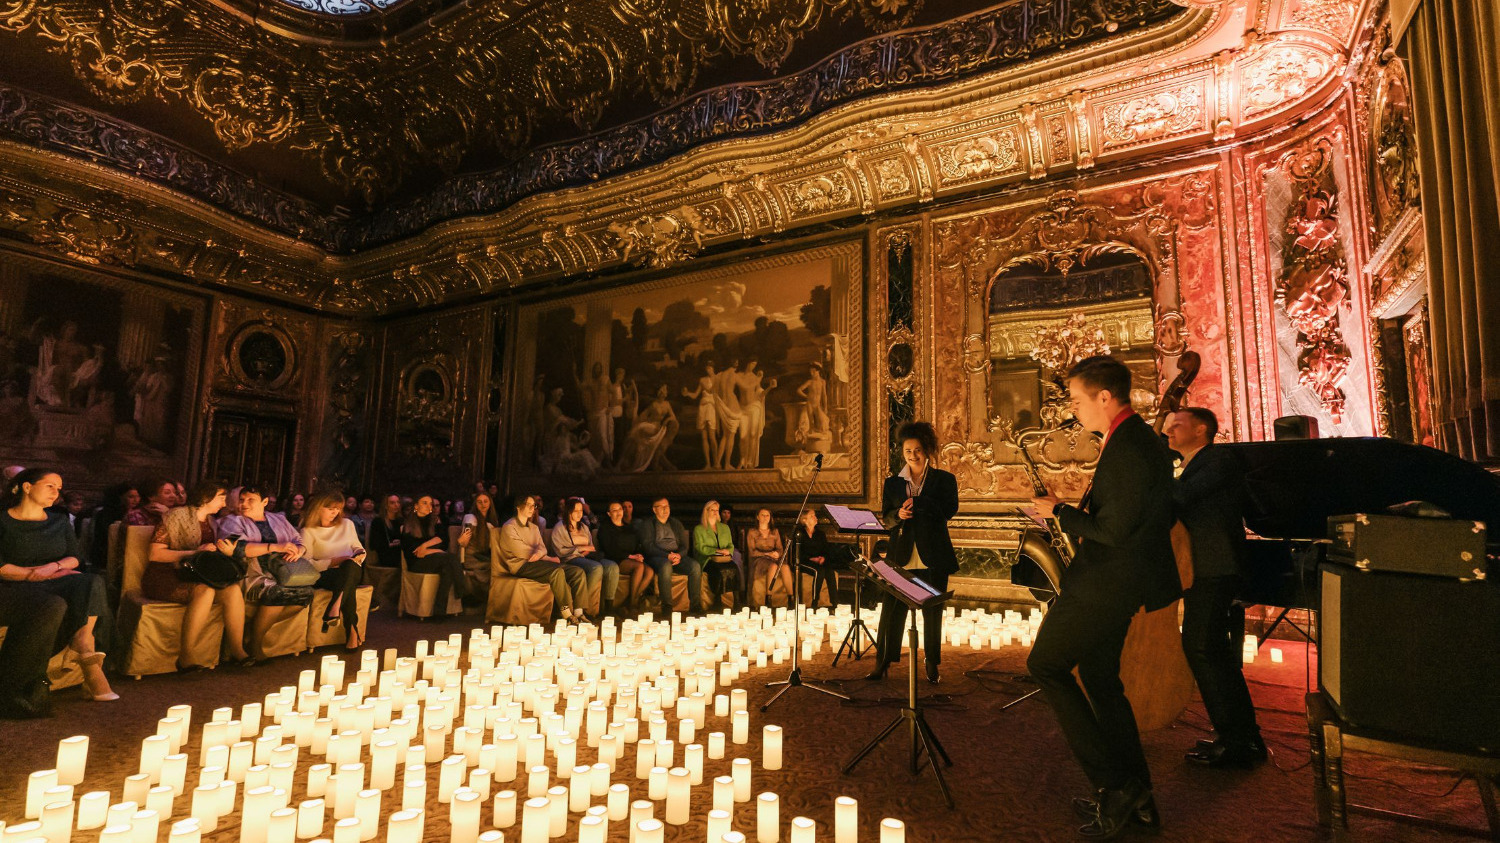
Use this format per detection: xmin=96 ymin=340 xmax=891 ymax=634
xmin=205 ymin=412 xmax=294 ymax=490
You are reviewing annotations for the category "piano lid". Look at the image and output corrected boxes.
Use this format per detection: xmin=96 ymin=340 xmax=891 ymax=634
xmin=1220 ymin=437 xmax=1500 ymax=540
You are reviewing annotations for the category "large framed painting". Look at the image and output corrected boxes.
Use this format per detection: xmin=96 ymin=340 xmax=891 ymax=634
xmin=510 ymin=240 xmax=864 ymax=498
xmin=0 ymin=253 xmax=205 ymax=489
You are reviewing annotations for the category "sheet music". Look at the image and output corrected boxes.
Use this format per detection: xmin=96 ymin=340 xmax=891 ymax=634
xmin=824 ymin=504 xmax=884 ymax=532
xmin=871 ymin=559 xmax=940 ymax=604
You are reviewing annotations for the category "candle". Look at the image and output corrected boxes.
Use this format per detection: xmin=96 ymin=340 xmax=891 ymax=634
xmin=636 ymin=819 xmax=665 ymax=843
xmin=450 ymin=789 xmax=481 ymax=843
xmin=495 ymin=735 xmax=520 ymax=783
xmin=546 ymin=786 xmax=568 ymax=837
xmin=635 ymin=739 xmax=656 ymax=780
xmin=756 ymin=793 xmax=779 ymax=843
xmin=26 ymin=769 xmax=59 ymax=818
xmin=598 ymin=735 xmax=619 ymax=771
xmin=723 ymin=833 xmax=748 ymax=843
xmin=655 ymin=740 xmax=674 ymax=770
xmin=665 ymin=768 xmax=691 ymax=825
xmin=57 ymin=736 xmax=89 ymax=786
xmin=97 ymin=825 xmax=133 ymax=843
xmin=79 ymin=790 xmax=111 ymax=829
xmin=354 ymin=790 xmax=380 ymax=841
xmin=1271 ymin=647 xmax=1285 ymax=664
xmin=834 ymin=796 xmax=856 ymax=843
xmin=132 ymin=809 xmax=162 ymax=843
xmin=707 ymin=809 xmax=731 ymax=842
xmin=141 ymin=734 xmax=171 ymax=781
xmin=606 ymin=784 xmax=629 ymax=822
xmin=730 ymin=689 xmax=748 ymax=712
xmin=763 ymin=726 xmax=783 ymax=770
xmin=162 ymin=753 xmax=189 ymax=795
xmin=715 ymin=695 xmax=729 ymax=717
xmin=708 ymin=732 xmax=726 ymax=760
xmin=878 ymin=818 xmax=904 ymax=843
xmin=712 ymin=776 xmax=734 ymax=813
xmin=439 ymin=756 xmax=465 ymax=803
xmin=306 ymin=764 xmax=332 ymax=799
xmin=243 ymin=786 xmax=276 ymax=843
xmin=629 ymin=800 xmax=654 ymax=841
xmin=590 ymin=763 xmax=610 ymax=797
xmin=332 ymin=817 xmax=360 ymax=843
xmin=147 ymin=784 xmax=175 ymax=816
xmin=492 ymin=790 xmax=517 ymax=828
xmin=40 ymin=798 xmax=73 ymax=843
xmin=401 ymin=777 xmax=425 ymax=812
xmin=569 ymin=767 xmax=591 ymax=813
xmin=169 ymin=818 xmax=202 ymax=843
xmin=578 ymin=815 xmax=606 ymax=843
xmin=267 ymin=807 xmax=296 ymax=843
xmin=648 ymin=767 xmax=667 ymax=801
xmin=527 ymin=765 xmax=549 ymax=799
xmin=732 ymin=711 xmax=749 ymax=745
xmin=298 ymin=799 xmax=325 ymax=839
xmin=369 ymin=741 xmax=397 ymax=792
xmin=468 ymin=768 xmax=492 ymax=801
xmin=335 ymin=764 xmax=363 ymax=818
xmin=790 ymin=817 xmax=815 ymax=843
xmin=731 ymin=759 xmax=752 ymax=802
xmin=384 ymin=810 xmax=421 ymax=843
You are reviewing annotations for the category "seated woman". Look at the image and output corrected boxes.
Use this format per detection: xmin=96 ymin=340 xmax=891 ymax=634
xmin=145 ymin=481 xmax=252 ymax=671
xmin=0 ymin=468 xmax=117 ymax=710
xmin=368 ymin=495 xmax=404 ymax=568
xmin=401 ymin=495 xmax=468 ymax=615
xmin=692 ymin=501 xmax=741 ymax=608
xmin=497 ymin=494 xmax=586 ymax=622
xmin=128 ymin=478 xmax=177 ymax=528
xmin=300 ymin=492 xmax=367 ymax=650
xmin=457 ymin=492 xmax=499 ymax=599
xmin=747 ymin=507 xmax=791 ymax=607
xmin=552 ymin=498 xmax=620 ymax=619
xmin=598 ymin=500 xmax=653 ymax=612
xmin=218 ymin=484 xmax=312 ymax=662
xmin=793 ymin=508 xmax=849 ymax=608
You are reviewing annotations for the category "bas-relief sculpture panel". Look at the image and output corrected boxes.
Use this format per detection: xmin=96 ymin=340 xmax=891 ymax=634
xmin=509 ymin=241 xmax=863 ymax=498
xmin=0 ymin=252 xmax=204 ymax=490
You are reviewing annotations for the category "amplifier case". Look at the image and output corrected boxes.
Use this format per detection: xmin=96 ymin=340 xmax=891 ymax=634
xmin=1326 ymin=514 xmax=1487 ymax=580
xmin=1319 ymin=565 xmax=1500 ymax=752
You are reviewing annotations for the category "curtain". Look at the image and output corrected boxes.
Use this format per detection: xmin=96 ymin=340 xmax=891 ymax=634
xmin=1398 ymin=0 xmax=1500 ymax=461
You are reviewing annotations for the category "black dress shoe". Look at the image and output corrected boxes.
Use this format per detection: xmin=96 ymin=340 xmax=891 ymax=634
xmin=864 ymin=662 xmax=889 ymax=681
xmin=1073 ymin=792 xmax=1159 ymax=831
xmin=1186 ymin=742 xmax=1257 ymax=769
xmin=925 ymin=661 xmax=940 ymax=685
xmin=1078 ymin=781 xmax=1149 ymax=840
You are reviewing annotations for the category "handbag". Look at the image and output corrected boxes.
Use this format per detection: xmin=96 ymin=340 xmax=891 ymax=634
xmin=179 ymin=551 xmax=246 ymax=590
xmin=259 ymin=550 xmax=321 ymax=588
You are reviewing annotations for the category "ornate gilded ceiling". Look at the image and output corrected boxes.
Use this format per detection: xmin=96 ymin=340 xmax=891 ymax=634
xmin=0 ymin=0 xmax=1180 ymax=248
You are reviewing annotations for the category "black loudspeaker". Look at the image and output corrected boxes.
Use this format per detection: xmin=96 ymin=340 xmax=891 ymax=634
xmin=1319 ymin=565 xmax=1500 ymax=751
xmin=1273 ymin=414 xmax=1320 ymax=440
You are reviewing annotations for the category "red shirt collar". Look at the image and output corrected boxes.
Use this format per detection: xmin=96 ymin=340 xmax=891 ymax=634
xmin=1102 ymin=408 xmax=1135 ymax=449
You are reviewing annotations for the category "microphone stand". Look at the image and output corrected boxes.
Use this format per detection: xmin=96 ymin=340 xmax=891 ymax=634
xmin=763 ymin=453 xmax=849 ymax=711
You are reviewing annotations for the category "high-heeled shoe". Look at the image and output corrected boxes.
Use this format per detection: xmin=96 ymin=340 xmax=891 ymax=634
xmin=321 ymin=614 xmax=341 ymax=634
xmin=864 ymin=661 xmax=889 ymax=681
xmin=77 ymin=651 xmax=106 ymax=668
xmin=80 ymin=662 xmax=119 ymax=701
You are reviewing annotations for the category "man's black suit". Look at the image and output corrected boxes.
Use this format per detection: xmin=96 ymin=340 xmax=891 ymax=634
xmin=873 ymin=468 xmax=959 ymax=667
xmin=1174 ymin=443 xmax=1259 ymax=747
xmin=1027 ymin=412 xmax=1179 ymax=791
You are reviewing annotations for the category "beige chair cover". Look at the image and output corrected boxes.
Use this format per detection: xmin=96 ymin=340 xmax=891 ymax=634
xmin=117 ymin=524 xmax=225 ymax=677
xmin=244 ymin=601 xmax=309 ymax=659
xmin=362 ymin=565 xmax=400 ymax=611
xmin=483 ymin=533 xmax=554 ymax=626
xmin=748 ymin=562 xmax=819 ymax=609
xmin=305 ymin=585 xmax=373 ymax=649
xmin=399 ymin=552 xmax=463 ymax=618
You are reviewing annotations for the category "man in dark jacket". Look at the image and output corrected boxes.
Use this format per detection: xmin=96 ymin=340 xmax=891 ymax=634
xmin=1030 ymin=355 xmax=1180 ymax=839
xmin=1165 ymin=407 xmax=1263 ymax=769
xmin=634 ymin=496 xmax=702 ymax=616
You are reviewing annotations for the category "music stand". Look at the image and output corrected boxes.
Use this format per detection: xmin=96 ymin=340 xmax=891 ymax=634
xmin=842 ymin=559 xmax=955 ymax=808
xmin=824 ymin=504 xmax=885 ymax=665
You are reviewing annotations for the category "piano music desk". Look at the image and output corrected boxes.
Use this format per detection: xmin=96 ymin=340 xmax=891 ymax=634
xmin=1306 ymin=691 xmax=1500 ymax=841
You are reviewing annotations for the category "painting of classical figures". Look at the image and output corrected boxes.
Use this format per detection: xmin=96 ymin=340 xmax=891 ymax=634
xmin=0 ymin=259 xmax=201 ymax=481
xmin=511 ymin=241 xmax=863 ymax=495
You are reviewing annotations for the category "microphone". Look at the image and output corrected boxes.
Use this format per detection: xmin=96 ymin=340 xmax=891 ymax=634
xmin=814 ymin=453 xmax=823 ymax=471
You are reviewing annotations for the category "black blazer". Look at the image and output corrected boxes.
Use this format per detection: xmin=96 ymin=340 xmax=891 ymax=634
xmin=1173 ymin=443 xmax=1247 ymax=580
xmin=1056 ymin=413 xmax=1180 ymax=611
xmin=881 ymin=467 xmax=960 ymax=582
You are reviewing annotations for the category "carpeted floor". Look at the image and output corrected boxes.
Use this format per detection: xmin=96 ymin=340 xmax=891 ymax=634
xmin=0 ymin=608 xmax=1489 ymax=842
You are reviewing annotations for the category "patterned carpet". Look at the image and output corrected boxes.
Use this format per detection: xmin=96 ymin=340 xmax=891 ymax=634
xmin=0 ymin=609 xmax=1488 ymax=842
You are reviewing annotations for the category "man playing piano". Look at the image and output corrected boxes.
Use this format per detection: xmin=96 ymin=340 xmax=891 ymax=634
xmin=1030 ymin=355 xmax=1180 ymax=839
xmin=1164 ymin=407 xmax=1266 ymax=769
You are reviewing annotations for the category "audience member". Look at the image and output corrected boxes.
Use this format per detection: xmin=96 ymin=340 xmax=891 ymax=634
xmin=794 ymin=508 xmax=848 ymax=608
xmin=622 ymin=500 xmax=635 ymax=524
xmin=219 ymin=484 xmax=313 ymax=662
xmin=552 ymin=498 xmax=619 ymax=619
xmin=693 ymin=500 xmax=741 ymax=607
xmin=598 ymin=500 xmax=653 ymax=610
xmin=145 ymin=481 xmax=252 ymax=671
xmin=0 ymin=468 xmax=117 ymax=707
xmin=458 ymin=493 xmax=499 ymax=598
xmin=747 ymin=507 xmax=790 ymax=607
xmin=284 ymin=492 xmax=306 ymax=523
xmin=497 ymin=494 xmax=586 ymax=622
xmin=635 ymin=496 xmax=703 ymax=616
xmin=129 ymin=478 xmax=177 ymax=527
xmin=300 ymin=491 xmax=367 ymax=650
xmin=368 ymin=495 xmax=403 ymax=568
xmin=401 ymin=494 xmax=468 ymax=614
xmin=92 ymin=482 xmax=138 ymax=581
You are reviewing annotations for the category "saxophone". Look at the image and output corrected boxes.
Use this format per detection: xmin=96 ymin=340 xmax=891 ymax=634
xmin=1015 ymin=426 xmax=1075 ymax=597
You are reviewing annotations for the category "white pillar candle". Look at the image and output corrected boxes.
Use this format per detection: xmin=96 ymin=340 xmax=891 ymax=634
xmin=229 ymin=742 xmax=254 ymax=782
xmin=305 ymin=765 xmax=332 ymax=799
xmin=707 ymin=809 xmax=731 ymax=843
xmin=834 ymin=797 xmax=856 ymax=843
xmin=756 ymin=793 xmax=779 ymax=843
xmin=714 ymin=695 xmax=729 ymax=718
xmin=790 ymin=817 xmax=815 ymax=843
xmin=26 ymin=770 xmax=59 ymax=818
xmin=554 ymin=738 xmax=576 ymax=774
xmin=526 ymin=765 xmax=549 ymax=800
xmin=141 ymin=735 xmax=171 ymax=781
xmin=597 ymin=735 xmax=619 ymax=772
xmin=665 ymin=768 xmax=691 ymax=825
xmin=168 ymin=818 xmax=202 ymax=843
xmin=722 ymin=833 xmax=748 ymax=843
xmin=478 ymin=833 xmax=503 ymax=843
xmin=132 ymin=809 xmax=162 ymax=843
xmin=494 ymin=735 xmax=519 ymax=783
xmin=678 ymin=719 xmax=696 ymax=745
xmin=79 ymin=791 xmax=111 ymax=830
xmin=546 ymin=786 xmax=568 ymax=837
xmin=731 ymin=759 xmax=751 ymax=802
xmin=655 ymin=740 xmax=675 ymax=770
xmin=438 ymin=756 xmax=465 ymax=803
xmin=731 ymin=712 xmax=749 ymax=745
xmin=629 ymin=800 xmax=654 ymax=841
xmin=578 ymin=814 xmax=606 ymax=843
xmin=1271 ymin=647 xmax=1285 ymax=664
xmin=267 ymin=808 xmax=296 ymax=843
xmin=297 ymin=799 xmax=325 ymax=840
xmin=606 ymin=785 xmax=629 ymax=822
xmin=400 ymin=777 xmax=425 ymax=812
xmin=331 ymin=817 xmax=360 ymax=843
xmin=384 ymin=810 xmax=421 ymax=843
xmin=334 ymin=765 xmax=362 ymax=819
xmin=40 ymin=798 xmax=73 ymax=843
xmin=146 ymin=784 xmax=175 ymax=817
xmin=762 ymin=727 xmax=783 ymax=770
xmin=449 ymin=790 xmax=480 ymax=843
xmin=354 ymin=790 xmax=380 ymax=841
xmin=96 ymin=825 xmax=132 ymax=843
xmin=636 ymin=819 xmax=664 ymax=843
xmin=189 ymin=785 xmax=218 ymax=831
xmin=589 ymin=763 xmax=610 ymax=798
xmin=56 ymin=736 xmax=89 ymax=786
xmin=568 ymin=767 xmax=591 ymax=813
xmin=647 ymin=767 xmax=667 ymax=801
xmin=467 ymin=768 xmax=492 ymax=801
xmin=245 ymin=765 xmax=271 ymax=790
xmin=878 ymin=818 xmax=903 ymax=843
xmin=712 ymin=776 xmax=734 ymax=813
xmin=492 ymin=791 xmax=517 ymax=829
xmin=214 ymin=781 xmax=236 ymax=819
xmin=708 ymin=732 xmax=726 ymax=760
xmin=634 ymin=740 xmax=655 ymax=780
xmin=369 ymin=742 xmax=397 ymax=792
xmin=730 ymin=689 xmax=748 ymax=712
xmin=105 ymin=803 xmax=137 ymax=830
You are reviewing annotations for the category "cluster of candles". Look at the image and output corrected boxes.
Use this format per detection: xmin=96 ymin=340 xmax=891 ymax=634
xmin=0 ymin=607 xmax=956 ymax=843
xmin=1239 ymin=635 xmax=1285 ymax=665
